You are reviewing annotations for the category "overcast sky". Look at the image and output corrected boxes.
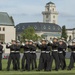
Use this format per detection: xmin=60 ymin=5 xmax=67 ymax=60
xmin=0 ymin=0 xmax=75 ymax=28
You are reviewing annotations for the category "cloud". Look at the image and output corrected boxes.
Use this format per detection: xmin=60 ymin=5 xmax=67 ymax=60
xmin=59 ymin=12 xmax=75 ymax=18
xmin=0 ymin=0 xmax=75 ymax=28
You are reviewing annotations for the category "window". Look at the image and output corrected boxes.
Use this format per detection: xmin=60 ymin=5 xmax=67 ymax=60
xmin=53 ymin=16 xmax=55 ymax=18
xmin=3 ymin=27 xmax=5 ymax=31
xmin=46 ymin=20 xmax=49 ymax=23
xmin=0 ymin=34 xmax=5 ymax=42
xmin=53 ymin=20 xmax=55 ymax=23
xmin=18 ymin=26 xmax=20 ymax=29
xmin=53 ymin=26 xmax=55 ymax=30
xmin=69 ymin=35 xmax=71 ymax=41
xmin=22 ymin=26 xmax=25 ymax=29
xmin=43 ymin=25 xmax=46 ymax=29
xmin=58 ymin=27 xmax=60 ymax=30
xmin=53 ymin=8 xmax=54 ymax=11
xmin=34 ymin=26 xmax=37 ymax=29
xmin=17 ymin=36 xmax=20 ymax=41
xmin=47 ymin=7 xmax=49 ymax=11
xmin=0 ymin=27 xmax=1 ymax=31
xmin=48 ymin=26 xmax=51 ymax=29
xmin=46 ymin=15 xmax=48 ymax=18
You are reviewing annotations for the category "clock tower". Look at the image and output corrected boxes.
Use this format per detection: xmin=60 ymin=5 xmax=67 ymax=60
xmin=42 ymin=2 xmax=58 ymax=24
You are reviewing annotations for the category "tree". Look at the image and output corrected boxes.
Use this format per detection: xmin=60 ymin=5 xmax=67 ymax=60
xmin=69 ymin=35 xmax=71 ymax=41
xmin=61 ymin=25 xmax=68 ymax=41
xmin=21 ymin=27 xmax=41 ymax=42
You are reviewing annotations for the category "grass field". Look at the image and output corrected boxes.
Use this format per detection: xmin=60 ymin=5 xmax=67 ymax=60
xmin=0 ymin=59 xmax=75 ymax=75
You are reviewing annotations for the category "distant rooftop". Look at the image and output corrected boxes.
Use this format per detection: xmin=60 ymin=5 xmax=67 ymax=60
xmin=46 ymin=1 xmax=55 ymax=5
xmin=0 ymin=12 xmax=14 ymax=26
xmin=16 ymin=22 xmax=61 ymax=33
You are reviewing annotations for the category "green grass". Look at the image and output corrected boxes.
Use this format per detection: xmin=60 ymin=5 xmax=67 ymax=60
xmin=0 ymin=59 xmax=75 ymax=75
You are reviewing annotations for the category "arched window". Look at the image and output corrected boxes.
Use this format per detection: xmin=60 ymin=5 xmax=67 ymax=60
xmin=34 ymin=26 xmax=37 ymax=29
xmin=48 ymin=26 xmax=51 ymax=29
xmin=43 ymin=25 xmax=46 ymax=29
xmin=47 ymin=7 xmax=49 ymax=11
xmin=18 ymin=26 xmax=20 ymax=29
xmin=53 ymin=20 xmax=55 ymax=23
xmin=53 ymin=16 xmax=55 ymax=18
xmin=22 ymin=26 xmax=25 ymax=29
xmin=46 ymin=15 xmax=48 ymax=18
xmin=53 ymin=8 xmax=54 ymax=11
xmin=53 ymin=26 xmax=55 ymax=30
xmin=0 ymin=27 xmax=1 ymax=31
xmin=69 ymin=35 xmax=71 ymax=41
xmin=3 ymin=27 xmax=5 ymax=31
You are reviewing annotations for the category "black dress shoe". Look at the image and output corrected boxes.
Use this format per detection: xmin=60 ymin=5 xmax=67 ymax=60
xmin=55 ymin=69 xmax=58 ymax=71
xmin=45 ymin=70 xmax=51 ymax=71
xmin=21 ymin=69 xmax=25 ymax=71
xmin=67 ymin=68 xmax=71 ymax=70
xmin=7 ymin=69 xmax=10 ymax=71
xmin=36 ymin=70 xmax=40 ymax=71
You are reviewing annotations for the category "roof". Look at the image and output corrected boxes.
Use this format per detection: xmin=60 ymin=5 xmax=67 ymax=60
xmin=42 ymin=32 xmax=61 ymax=37
xmin=46 ymin=2 xmax=54 ymax=5
xmin=66 ymin=28 xmax=74 ymax=31
xmin=0 ymin=12 xmax=14 ymax=26
xmin=16 ymin=22 xmax=61 ymax=33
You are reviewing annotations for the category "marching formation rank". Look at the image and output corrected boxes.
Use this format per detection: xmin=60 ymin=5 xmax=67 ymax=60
xmin=0 ymin=37 xmax=75 ymax=71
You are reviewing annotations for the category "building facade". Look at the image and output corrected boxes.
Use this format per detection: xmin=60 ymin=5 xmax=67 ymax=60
xmin=66 ymin=28 xmax=75 ymax=41
xmin=42 ymin=2 xmax=58 ymax=24
xmin=0 ymin=12 xmax=16 ymax=53
xmin=16 ymin=22 xmax=61 ymax=40
xmin=0 ymin=12 xmax=16 ymax=43
xmin=16 ymin=2 xmax=61 ymax=40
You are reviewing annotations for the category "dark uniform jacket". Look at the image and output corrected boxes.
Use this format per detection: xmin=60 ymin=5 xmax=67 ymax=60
xmin=68 ymin=45 xmax=75 ymax=51
xmin=48 ymin=42 xmax=58 ymax=50
xmin=6 ymin=44 xmax=16 ymax=53
xmin=21 ymin=44 xmax=30 ymax=53
xmin=0 ymin=45 xmax=3 ymax=53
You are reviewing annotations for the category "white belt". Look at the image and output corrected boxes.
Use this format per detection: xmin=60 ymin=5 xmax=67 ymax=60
xmin=41 ymin=51 xmax=46 ymax=53
xmin=58 ymin=51 xmax=63 ymax=53
xmin=30 ymin=51 xmax=33 ymax=53
xmin=41 ymin=51 xmax=50 ymax=53
xmin=30 ymin=51 xmax=36 ymax=53
xmin=72 ymin=51 xmax=75 ymax=53
xmin=52 ymin=50 xmax=58 ymax=52
xmin=45 ymin=51 xmax=50 ymax=53
xmin=24 ymin=51 xmax=30 ymax=53
xmin=11 ymin=51 xmax=15 ymax=52
xmin=33 ymin=51 xmax=36 ymax=53
xmin=15 ymin=51 xmax=20 ymax=52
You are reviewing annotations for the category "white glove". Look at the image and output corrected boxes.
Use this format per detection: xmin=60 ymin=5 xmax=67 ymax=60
xmin=50 ymin=40 xmax=53 ymax=44
xmin=22 ymin=43 xmax=25 ymax=46
xmin=7 ymin=43 xmax=11 ymax=47
xmin=38 ymin=41 xmax=42 ymax=45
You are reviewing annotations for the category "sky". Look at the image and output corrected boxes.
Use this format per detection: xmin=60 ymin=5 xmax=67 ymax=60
xmin=0 ymin=0 xmax=75 ymax=28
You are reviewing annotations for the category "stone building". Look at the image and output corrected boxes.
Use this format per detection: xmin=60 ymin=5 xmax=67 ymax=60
xmin=16 ymin=22 xmax=61 ymax=40
xmin=66 ymin=28 xmax=75 ymax=41
xmin=0 ymin=12 xmax=16 ymax=53
xmin=16 ymin=2 xmax=61 ymax=40
xmin=42 ymin=2 xmax=58 ymax=24
xmin=0 ymin=12 xmax=16 ymax=43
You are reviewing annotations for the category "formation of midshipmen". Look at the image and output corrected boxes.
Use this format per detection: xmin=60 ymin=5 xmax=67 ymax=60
xmin=0 ymin=37 xmax=75 ymax=71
